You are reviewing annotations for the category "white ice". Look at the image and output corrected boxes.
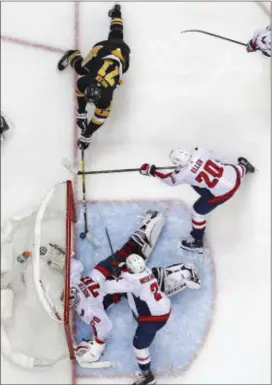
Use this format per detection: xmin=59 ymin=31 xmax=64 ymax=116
xmin=1 ymin=2 xmax=270 ymax=384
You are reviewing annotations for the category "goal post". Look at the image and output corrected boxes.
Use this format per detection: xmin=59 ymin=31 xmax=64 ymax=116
xmin=1 ymin=180 xmax=76 ymax=368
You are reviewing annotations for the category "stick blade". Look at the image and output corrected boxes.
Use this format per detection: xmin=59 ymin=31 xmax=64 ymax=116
xmin=86 ymin=231 xmax=100 ymax=247
xmin=62 ymin=158 xmax=78 ymax=175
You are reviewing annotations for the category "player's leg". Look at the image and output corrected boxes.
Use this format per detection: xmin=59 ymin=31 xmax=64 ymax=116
xmin=237 ymin=157 xmax=255 ymax=175
xmin=180 ymin=186 xmax=220 ymax=253
xmin=132 ymin=321 xmax=167 ymax=385
xmin=57 ymin=49 xmax=88 ymax=75
xmin=95 ymin=210 xmax=165 ymax=278
xmin=108 ymin=4 xmax=123 ymax=40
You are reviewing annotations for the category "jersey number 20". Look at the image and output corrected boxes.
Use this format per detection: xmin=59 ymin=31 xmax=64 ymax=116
xmin=195 ymin=160 xmax=223 ymax=188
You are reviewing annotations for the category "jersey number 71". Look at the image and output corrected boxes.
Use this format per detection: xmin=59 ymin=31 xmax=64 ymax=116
xmin=195 ymin=160 xmax=223 ymax=188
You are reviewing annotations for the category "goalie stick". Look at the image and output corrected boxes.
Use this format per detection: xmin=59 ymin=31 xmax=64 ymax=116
xmin=62 ymin=158 xmax=176 ymax=175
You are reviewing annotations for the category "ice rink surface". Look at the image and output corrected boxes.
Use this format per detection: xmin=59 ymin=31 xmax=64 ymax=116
xmin=1 ymin=1 xmax=271 ymax=384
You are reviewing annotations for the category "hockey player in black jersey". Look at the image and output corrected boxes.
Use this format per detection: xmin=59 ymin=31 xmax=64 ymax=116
xmin=57 ymin=4 xmax=130 ymax=150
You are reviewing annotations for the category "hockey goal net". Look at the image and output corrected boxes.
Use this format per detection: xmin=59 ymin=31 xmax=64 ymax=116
xmin=1 ymin=180 xmax=76 ymax=368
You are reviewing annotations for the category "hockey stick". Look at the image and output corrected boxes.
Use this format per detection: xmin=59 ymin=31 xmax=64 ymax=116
xmin=62 ymin=158 xmax=176 ymax=176
xmin=79 ymin=151 xmax=100 ymax=246
xmin=180 ymin=29 xmax=247 ymax=47
xmin=99 ymin=213 xmax=121 ymax=276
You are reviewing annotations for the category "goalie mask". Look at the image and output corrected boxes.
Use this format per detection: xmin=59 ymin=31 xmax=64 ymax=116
xmin=84 ymin=82 xmax=102 ymax=105
xmin=126 ymin=254 xmax=146 ymax=274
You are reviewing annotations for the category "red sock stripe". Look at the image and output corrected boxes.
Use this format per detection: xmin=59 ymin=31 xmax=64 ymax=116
xmin=192 ymin=219 xmax=206 ymax=226
xmin=95 ymin=337 xmax=105 ymax=345
xmin=137 ymin=356 xmax=150 ymax=362
xmin=95 ymin=264 xmax=111 ymax=278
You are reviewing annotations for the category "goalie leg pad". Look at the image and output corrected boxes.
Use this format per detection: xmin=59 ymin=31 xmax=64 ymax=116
xmin=131 ymin=211 xmax=165 ymax=260
xmin=158 ymin=263 xmax=201 ymax=297
xmin=75 ymin=338 xmax=106 ymax=364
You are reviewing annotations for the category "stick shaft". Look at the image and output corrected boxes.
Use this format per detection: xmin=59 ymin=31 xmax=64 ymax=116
xmin=80 ymin=166 xmax=176 ymax=175
xmin=81 ymin=150 xmax=88 ymax=234
xmin=180 ymin=29 xmax=247 ymax=47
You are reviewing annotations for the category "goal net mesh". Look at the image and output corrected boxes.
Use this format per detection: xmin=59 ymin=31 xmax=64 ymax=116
xmin=1 ymin=180 xmax=75 ymax=368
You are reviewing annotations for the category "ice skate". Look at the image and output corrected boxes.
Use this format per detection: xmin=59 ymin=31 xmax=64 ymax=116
xmin=57 ymin=50 xmax=76 ymax=71
xmin=133 ymin=370 xmax=156 ymax=385
xmin=180 ymin=237 xmax=204 ymax=254
xmin=237 ymin=157 xmax=255 ymax=174
xmin=108 ymin=3 xmax=121 ymax=18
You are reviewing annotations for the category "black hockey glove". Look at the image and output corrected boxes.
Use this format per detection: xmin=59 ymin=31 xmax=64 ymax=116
xmin=76 ymin=111 xmax=88 ymax=131
xmin=77 ymin=133 xmax=92 ymax=151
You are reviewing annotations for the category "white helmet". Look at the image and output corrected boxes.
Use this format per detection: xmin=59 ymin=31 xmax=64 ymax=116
xmin=126 ymin=254 xmax=146 ymax=274
xmin=169 ymin=148 xmax=192 ymax=167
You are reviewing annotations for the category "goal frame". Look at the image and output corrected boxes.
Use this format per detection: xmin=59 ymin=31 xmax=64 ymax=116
xmin=1 ymin=179 xmax=76 ymax=368
xmin=64 ymin=180 xmax=76 ymax=361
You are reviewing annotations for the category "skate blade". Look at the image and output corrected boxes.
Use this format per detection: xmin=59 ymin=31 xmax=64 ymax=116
xmin=180 ymin=243 xmax=204 ymax=254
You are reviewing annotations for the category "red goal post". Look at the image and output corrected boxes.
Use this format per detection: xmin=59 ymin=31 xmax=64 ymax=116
xmin=1 ymin=180 xmax=76 ymax=368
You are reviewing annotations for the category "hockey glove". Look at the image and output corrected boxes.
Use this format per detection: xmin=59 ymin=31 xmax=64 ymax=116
xmin=77 ymin=133 xmax=92 ymax=150
xmin=140 ymin=163 xmax=157 ymax=176
xmin=246 ymin=39 xmax=258 ymax=52
xmin=76 ymin=111 xmax=88 ymax=131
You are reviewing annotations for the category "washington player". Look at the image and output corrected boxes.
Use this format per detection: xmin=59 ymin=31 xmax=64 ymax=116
xmin=70 ymin=210 xmax=200 ymax=384
xmin=70 ymin=210 xmax=166 ymax=367
xmin=246 ymin=25 xmax=271 ymax=57
xmin=139 ymin=148 xmax=255 ymax=253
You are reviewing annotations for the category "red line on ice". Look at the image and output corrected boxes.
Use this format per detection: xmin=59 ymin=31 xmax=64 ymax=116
xmin=1 ymin=35 xmax=66 ymax=53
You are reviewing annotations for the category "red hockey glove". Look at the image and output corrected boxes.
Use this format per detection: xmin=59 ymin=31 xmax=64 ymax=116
xmin=246 ymin=39 xmax=258 ymax=52
xmin=140 ymin=163 xmax=157 ymax=177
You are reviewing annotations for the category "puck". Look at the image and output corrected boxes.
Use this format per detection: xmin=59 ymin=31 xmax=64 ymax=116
xmin=80 ymin=232 xmax=86 ymax=239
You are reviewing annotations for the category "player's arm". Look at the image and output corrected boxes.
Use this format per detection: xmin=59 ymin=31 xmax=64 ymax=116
xmin=104 ymin=277 xmax=136 ymax=295
xmin=139 ymin=163 xmax=186 ymax=186
xmin=247 ymin=25 xmax=271 ymax=57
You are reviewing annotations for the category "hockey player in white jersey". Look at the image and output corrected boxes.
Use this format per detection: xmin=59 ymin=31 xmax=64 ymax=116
xmin=246 ymin=25 xmax=271 ymax=57
xmin=70 ymin=210 xmax=200 ymax=384
xmin=139 ymin=148 xmax=255 ymax=253
xmin=70 ymin=210 xmax=166 ymax=368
